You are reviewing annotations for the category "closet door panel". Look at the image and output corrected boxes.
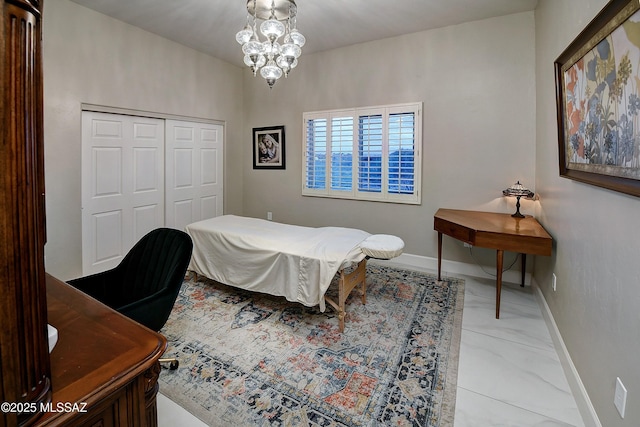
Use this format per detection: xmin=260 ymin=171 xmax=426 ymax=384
xmin=172 ymin=199 xmax=195 ymax=232
xmin=81 ymin=114 xmax=224 ymax=275
xmin=165 ymin=120 xmax=224 ymax=230
xmin=93 ymin=210 xmax=123 ymax=264
xmin=82 ymin=112 xmax=164 ymax=275
xmin=201 ymin=195 xmax=219 ymax=220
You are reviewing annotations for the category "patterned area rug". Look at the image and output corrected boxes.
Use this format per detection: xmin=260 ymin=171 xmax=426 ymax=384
xmin=159 ymin=263 xmax=464 ymax=426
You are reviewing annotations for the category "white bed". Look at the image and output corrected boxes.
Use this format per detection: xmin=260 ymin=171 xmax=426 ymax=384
xmin=186 ymin=215 xmax=404 ymax=331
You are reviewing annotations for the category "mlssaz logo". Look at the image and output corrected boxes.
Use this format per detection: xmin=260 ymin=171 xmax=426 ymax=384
xmin=40 ymin=402 xmax=88 ymax=413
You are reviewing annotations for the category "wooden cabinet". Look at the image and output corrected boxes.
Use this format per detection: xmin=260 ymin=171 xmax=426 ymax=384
xmin=1 ymin=1 xmax=51 ymax=425
xmin=36 ymin=275 xmax=166 ymax=427
xmin=1 ymin=1 xmax=166 ymax=425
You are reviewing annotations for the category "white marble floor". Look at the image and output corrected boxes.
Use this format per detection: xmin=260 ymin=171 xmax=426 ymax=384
xmin=453 ymin=274 xmax=584 ymax=427
xmin=157 ymin=272 xmax=585 ymax=426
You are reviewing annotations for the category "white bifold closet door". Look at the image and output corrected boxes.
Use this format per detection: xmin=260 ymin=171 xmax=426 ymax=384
xmin=81 ymin=112 xmax=224 ymax=275
xmin=81 ymin=112 xmax=165 ymax=275
xmin=165 ymin=119 xmax=223 ymax=231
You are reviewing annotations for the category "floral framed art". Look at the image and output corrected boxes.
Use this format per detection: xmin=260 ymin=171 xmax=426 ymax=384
xmin=253 ymin=125 xmax=285 ymax=169
xmin=555 ymin=0 xmax=640 ymax=197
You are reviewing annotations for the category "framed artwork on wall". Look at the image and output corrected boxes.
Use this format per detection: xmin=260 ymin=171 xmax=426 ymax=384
xmin=253 ymin=125 xmax=285 ymax=169
xmin=555 ymin=0 xmax=640 ymax=197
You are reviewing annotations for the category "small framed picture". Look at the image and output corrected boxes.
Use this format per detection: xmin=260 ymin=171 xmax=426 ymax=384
xmin=253 ymin=125 xmax=285 ymax=169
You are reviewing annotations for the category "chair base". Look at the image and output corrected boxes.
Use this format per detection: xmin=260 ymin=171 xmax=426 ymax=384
xmin=159 ymin=357 xmax=179 ymax=370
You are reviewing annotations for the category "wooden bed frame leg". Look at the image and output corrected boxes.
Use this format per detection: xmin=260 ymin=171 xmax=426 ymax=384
xmin=338 ymin=272 xmax=346 ymax=332
xmin=323 ymin=258 xmax=367 ymax=333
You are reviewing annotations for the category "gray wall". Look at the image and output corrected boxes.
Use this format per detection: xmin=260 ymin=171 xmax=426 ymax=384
xmin=241 ymin=12 xmax=537 ymax=269
xmin=41 ymin=2 xmax=638 ymax=424
xmin=535 ymin=1 xmax=640 ymax=426
xmin=43 ymin=0 xmax=244 ymax=280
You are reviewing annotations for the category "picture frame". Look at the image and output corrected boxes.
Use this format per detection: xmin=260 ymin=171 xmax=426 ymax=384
xmin=253 ymin=125 xmax=285 ymax=169
xmin=555 ymin=0 xmax=640 ymax=197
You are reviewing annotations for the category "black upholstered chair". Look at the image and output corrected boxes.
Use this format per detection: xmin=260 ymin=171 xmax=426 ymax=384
xmin=68 ymin=228 xmax=193 ymax=369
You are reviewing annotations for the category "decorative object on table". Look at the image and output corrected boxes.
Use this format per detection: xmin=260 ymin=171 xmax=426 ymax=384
xmin=555 ymin=0 xmax=640 ymax=198
xmin=253 ymin=125 xmax=285 ymax=169
xmin=502 ymin=181 xmax=535 ymax=218
xmin=159 ymin=264 xmax=464 ymax=426
xmin=47 ymin=324 xmax=58 ymax=352
xmin=236 ymin=0 xmax=305 ymax=89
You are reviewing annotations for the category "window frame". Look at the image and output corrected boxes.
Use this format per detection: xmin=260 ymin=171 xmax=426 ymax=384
xmin=302 ymin=102 xmax=422 ymax=205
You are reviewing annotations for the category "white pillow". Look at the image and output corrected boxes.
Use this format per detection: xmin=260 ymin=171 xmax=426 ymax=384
xmin=361 ymin=234 xmax=404 ymax=259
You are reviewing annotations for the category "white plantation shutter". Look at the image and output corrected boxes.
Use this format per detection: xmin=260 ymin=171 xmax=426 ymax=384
xmin=388 ymin=112 xmax=415 ymax=195
xmin=330 ymin=116 xmax=354 ymax=192
xmin=358 ymin=114 xmax=383 ymax=193
xmin=305 ymin=117 xmax=327 ymax=190
xmin=303 ymin=103 xmax=421 ymax=204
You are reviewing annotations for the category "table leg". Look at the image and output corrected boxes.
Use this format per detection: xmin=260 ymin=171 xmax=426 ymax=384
xmin=521 ymin=253 xmax=526 ymax=287
xmin=437 ymin=232 xmax=443 ymax=280
xmin=496 ymin=249 xmax=504 ymax=319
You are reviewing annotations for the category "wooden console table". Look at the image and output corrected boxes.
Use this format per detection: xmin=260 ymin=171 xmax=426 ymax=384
xmin=36 ymin=274 xmax=167 ymax=426
xmin=434 ymin=208 xmax=552 ymax=318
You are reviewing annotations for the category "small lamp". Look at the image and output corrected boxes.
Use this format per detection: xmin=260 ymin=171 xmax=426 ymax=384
xmin=502 ymin=181 xmax=534 ymax=218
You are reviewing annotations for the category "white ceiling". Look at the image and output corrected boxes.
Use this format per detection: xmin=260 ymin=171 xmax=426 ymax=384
xmin=69 ymin=0 xmax=538 ymax=68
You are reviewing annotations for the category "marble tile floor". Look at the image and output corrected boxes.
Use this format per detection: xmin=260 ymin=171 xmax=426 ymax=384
xmin=453 ymin=274 xmax=584 ymax=427
xmin=157 ymin=272 xmax=585 ymax=426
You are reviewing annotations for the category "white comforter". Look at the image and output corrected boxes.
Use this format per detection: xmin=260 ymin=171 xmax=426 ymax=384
xmin=186 ymin=215 xmax=371 ymax=311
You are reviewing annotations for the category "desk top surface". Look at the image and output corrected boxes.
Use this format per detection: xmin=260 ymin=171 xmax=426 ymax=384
xmin=434 ymin=208 xmax=552 ymax=240
xmin=434 ymin=208 xmax=552 ymax=255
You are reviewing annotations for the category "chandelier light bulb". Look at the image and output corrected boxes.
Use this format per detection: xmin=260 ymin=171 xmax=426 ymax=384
xmin=260 ymin=60 xmax=283 ymax=79
xmin=244 ymin=54 xmax=266 ymax=74
xmin=260 ymin=18 xmax=285 ymax=41
xmin=286 ymin=29 xmax=306 ymax=47
xmin=281 ymin=42 xmax=301 ymax=60
xmin=237 ymin=0 xmax=303 ymax=88
xmin=260 ymin=60 xmax=283 ymax=88
xmin=276 ymin=56 xmax=291 ymax=75
xmin=235 ymin=24 xmax=254 ymax=45
xmin=262 ymin=41 xmax=282 ymax=57
xmin=242 ymin=38 xmax=264 ymax=57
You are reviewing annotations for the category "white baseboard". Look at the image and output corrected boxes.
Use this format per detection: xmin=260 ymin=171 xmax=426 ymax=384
xmin=374 ymin=252 xmax=531 ymax=286
xmin=531 ymin=278 xmax=601 ymax=427
xmin=379 ymin=253 xmax=600 ymax=427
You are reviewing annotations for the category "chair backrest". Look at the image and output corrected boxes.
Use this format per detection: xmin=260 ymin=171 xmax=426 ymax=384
xmin=118 ymin=228 xmax=191 ymax=296
xmin=115 ymin=228 xmax=193 ymax=330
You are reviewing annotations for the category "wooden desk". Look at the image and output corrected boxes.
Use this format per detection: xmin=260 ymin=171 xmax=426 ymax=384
xmin=37 ymin=274 xmax=167 ymax=426
xmin=434 ymin=208 xmax=552 ymax=318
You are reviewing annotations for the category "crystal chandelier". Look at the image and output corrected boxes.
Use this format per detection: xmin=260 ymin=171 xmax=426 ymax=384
xmin=236 ymin=0 xmax=306 ymax=89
